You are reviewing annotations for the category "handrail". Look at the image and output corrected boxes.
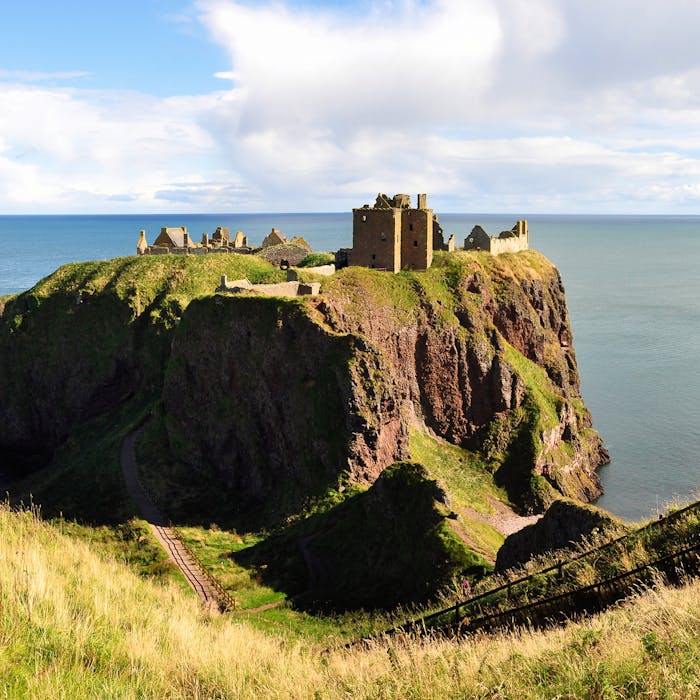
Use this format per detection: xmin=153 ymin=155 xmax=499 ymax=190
xmin=129 ymin=437 xmax=237 ymax=613
xmin=172 ymin=525 xmax=237 ymax=612
xmin=447 ymin=537 xmax=700 ymax=636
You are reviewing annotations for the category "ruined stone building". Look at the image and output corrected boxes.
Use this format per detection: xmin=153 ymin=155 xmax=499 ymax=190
xmin=464 ymin=221 xmax=529 ymax=255
xmin=136 ymin=226 xmax=250 ymax=256
xmin=153 ymin=226 xmax=191 ymax=248
xmin=261 ymin=227 xmax=287 ymax=248
xmin=350 ymin=193 xmax=444 ymax=272
xmin=136 ymin=224 xmax=315 ymax=261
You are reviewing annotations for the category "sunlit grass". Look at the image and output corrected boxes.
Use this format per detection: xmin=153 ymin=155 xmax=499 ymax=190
xmin=4 ymin=502 xmax=700 ymax=699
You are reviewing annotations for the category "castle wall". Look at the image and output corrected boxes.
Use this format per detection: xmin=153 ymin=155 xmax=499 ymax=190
xmin=489 ymin=236 xmax=529 ymax=255
xmin=350 ymin=208 xmax=401 ymax=272
xmin=465 ymin=221 xmax=529 ymax=255
xmin=400 ymin=208 xmax=433 ymax=270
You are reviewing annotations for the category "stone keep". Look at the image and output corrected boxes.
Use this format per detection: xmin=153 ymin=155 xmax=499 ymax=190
xmin=351 ymin=193 xmax=434 ymax=272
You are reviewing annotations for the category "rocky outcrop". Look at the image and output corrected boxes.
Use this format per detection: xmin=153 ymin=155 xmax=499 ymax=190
xmin=158 ymin=250 xmax=607 ymax=520
xmin=495 ymin=498 xmax=626 ymax=571
xmin=0 ymin=249 xmax=608 ymax=526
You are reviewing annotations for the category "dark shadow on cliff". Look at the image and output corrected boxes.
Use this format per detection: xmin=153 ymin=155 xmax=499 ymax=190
xmin=233 ymin=462 xmax=492 ymax=612
xmin=5 ymin=397 xmax=155 ymax=525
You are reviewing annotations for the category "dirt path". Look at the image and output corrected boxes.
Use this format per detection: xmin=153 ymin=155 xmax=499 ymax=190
xmin=234 ymin=600 xmax=285 ymax=614
xmin=474 ymin=498 xmax=542 ymax=537
xmin=120 ymin=428 xmax=224 ymax=614
xmin=452 ymin=499 xmax=541 ymax=563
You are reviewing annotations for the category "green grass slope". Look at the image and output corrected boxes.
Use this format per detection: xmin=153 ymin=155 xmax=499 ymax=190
xmin=3 ymin=503 xmax=700 ymax=699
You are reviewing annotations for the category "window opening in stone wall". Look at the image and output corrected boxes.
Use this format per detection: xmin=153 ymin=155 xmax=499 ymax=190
xmin=362 ymin=215 xmax=367 ymax=222
xmin=380 ymin=232 xmax=386 ymax=241
xmin=413 ymin=240 xmax=418 ymax=247
xmin=372 ymin=253 xmax=376 ymax=260
xmin=409 ymin=223 xmax=414 ymax=231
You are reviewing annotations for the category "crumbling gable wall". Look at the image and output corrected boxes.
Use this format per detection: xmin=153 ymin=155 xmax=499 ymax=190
xmin=464 ymin=225 xmax=492 ymax=251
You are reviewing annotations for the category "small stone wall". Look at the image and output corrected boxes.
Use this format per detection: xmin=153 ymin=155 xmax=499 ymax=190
xmin=216 ymin=276 xmax=321 ymax=298
xmin=489 ymin=236 xmax=529 ymax=255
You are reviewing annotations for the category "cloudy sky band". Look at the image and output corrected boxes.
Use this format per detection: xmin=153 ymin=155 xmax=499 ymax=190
xmin=1 ymin=0 xmax=699 ymax=213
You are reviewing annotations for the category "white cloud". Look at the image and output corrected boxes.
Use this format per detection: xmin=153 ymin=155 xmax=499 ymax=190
xmin=0 ymin=70 xmax=92 ymax=82
xmin=190 ymin=0 xmax=700 ymax=212
xmin=0 ymin=79 xmax=253 ymax=212
xmin=200 ymin=0 xmax=503 ymax=133
xmin=3 ymin=1 xmax=700 ymax=213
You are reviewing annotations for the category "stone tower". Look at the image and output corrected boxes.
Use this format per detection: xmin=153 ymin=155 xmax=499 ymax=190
xmin=351 ymin=193 xmax=433 ymax=272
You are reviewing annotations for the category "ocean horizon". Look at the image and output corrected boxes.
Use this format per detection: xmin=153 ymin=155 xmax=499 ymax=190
xmin=2 ymin=212 xmax=700 ymax=523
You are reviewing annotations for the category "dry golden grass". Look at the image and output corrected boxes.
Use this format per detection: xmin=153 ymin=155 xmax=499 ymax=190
xmin=3 ymin=503 xmax=700 ymax=699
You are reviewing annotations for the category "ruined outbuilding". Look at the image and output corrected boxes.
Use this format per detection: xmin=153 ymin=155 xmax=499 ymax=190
xmin=261 ymin=227 xmax=287 ymax=248
xmin=136 ymin=226 xmax=252 ymax=256
xmin=465 ymin=221 xmax=529 ymax=255
xmin=154 ymin=226 xmax=190 ymax=248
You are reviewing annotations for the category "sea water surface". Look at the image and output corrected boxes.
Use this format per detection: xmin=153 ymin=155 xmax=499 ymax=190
xmin=1 ymin=212 xmax=699 ymax=522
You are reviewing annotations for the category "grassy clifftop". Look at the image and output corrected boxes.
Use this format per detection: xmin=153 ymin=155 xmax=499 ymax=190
xmin=0 ymin=255 xmax=284 ymax=471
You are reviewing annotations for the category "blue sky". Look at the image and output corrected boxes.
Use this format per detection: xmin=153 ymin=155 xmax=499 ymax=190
xmin=1 ymin=1 xmax=227 ymax=95
xmin=2 ymin=0 xmax=700 ymax=214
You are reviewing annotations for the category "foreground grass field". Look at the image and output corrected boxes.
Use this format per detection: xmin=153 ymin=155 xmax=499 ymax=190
xmin=3 ymin=503 xmax=700 ymax=698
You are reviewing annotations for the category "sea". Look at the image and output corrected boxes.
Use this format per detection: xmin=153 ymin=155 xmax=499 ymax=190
xmin=2 ymin=212 xmax=700 ymax=523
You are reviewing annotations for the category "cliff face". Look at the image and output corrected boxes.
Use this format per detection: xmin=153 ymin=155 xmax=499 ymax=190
xmin=0 ymin=255 xmax=285 ymax=472
xmin=309 ymin=252 xmax=608 ymax=511
xmin=162 ymin=296 xmax=408 ymax=518
xmin=0 ymin=288 xmax=141 ymax=470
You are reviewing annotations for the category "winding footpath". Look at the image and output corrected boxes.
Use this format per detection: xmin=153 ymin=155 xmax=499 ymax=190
xmin=120 ymin=429 xmax=224 ymax=614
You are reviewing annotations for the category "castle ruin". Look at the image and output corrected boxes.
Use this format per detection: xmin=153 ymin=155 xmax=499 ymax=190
xmin=349 ymin=193 xmax=463 ymax=272
xmin=464 ymin=221 xmax=529 ymax=254
xmin=351 ymin=193 xmax=443 ymax=272
xmin=133 ymin=200 xmax=529 ymax=274
xmin=135 ymin=226 xmax=312 ymax=261
xmin=137 ymin=226 xmax=251 ymax=256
